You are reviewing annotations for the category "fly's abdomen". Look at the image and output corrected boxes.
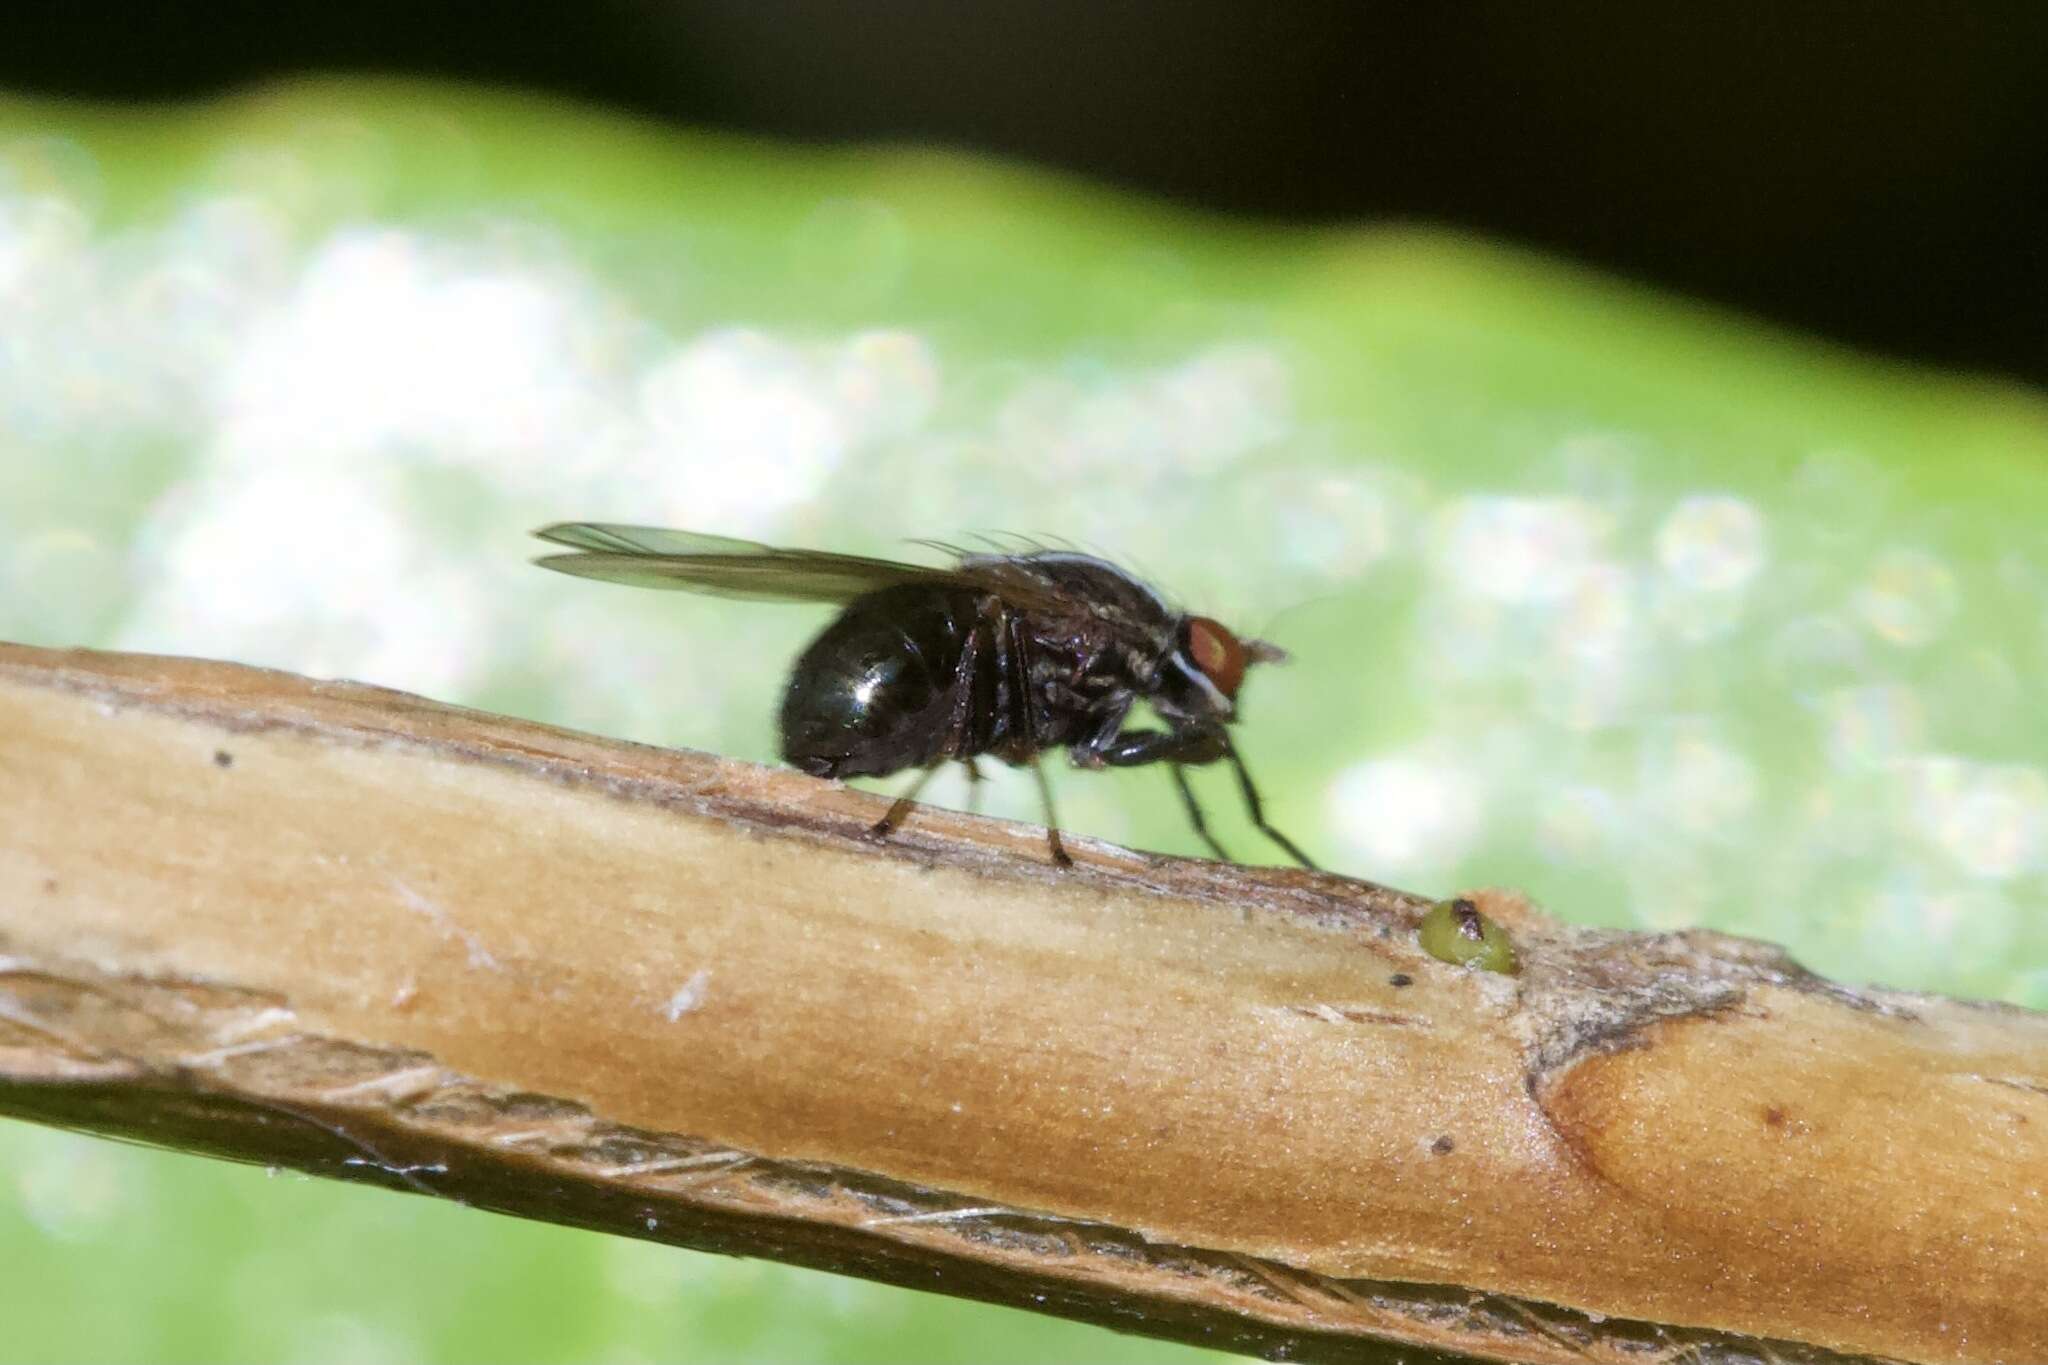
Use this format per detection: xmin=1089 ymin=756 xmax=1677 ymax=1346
xmin=778 ymin=585 xmax=986 ymax=780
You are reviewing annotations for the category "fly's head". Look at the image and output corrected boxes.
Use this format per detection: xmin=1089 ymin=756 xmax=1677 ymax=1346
xmin=1151 ymin=615 xmax=1288 ymax=730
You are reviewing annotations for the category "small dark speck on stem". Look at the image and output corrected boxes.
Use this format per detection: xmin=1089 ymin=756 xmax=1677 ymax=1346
xmin=1431 ymin=1135 xmax=1455 ymax=1155
xmin=213 ymin=750 xmax=235 ymax=769
xmin=1388 ymin=973 xmax=1412 ymax=988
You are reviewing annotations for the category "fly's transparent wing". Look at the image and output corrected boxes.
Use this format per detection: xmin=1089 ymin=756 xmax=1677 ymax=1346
xmin=535 ymin=524 xmax=770 ymax=558
xmin=534 ymin=522 xmax=1000 ymax=605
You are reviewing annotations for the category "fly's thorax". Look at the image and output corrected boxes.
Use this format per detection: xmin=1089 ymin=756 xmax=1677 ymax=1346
xmin=965 ymin=551 xmax=1178 ymax=639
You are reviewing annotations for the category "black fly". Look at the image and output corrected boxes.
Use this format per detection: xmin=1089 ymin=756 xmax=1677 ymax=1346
xmin=534 ymin=523 xmax=1315 ymax=870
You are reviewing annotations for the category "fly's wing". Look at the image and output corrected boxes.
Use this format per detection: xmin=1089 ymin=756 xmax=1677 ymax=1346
xmin=533 ymin=522 xmax=1071 ymax=609
xmin=535 ymin=523 xmax=938 ymax=603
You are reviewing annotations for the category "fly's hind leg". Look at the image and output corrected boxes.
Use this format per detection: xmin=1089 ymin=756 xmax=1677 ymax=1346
xmin=871 ymin=764 xmax=941 ymax=840
xmin=871 ymin=607 xmax=993 ymax=846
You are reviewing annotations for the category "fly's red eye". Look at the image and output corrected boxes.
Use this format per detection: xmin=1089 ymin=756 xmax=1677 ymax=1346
xmin=1184 ymin=616 xmax=1247 ymax=698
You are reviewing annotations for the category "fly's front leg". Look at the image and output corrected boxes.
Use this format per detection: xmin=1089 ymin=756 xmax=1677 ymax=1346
xmin=1083 ymin=727 xmax=1228 ymax=769
xmin=1166 ymin=765 xmax=1231 ymax=862
xmin=1077 ymin=726 xmax=1316 ymax=870
xmin=1074 ymin=726 xmax=1233 ymax=861
xmin=1221 ymin=734 xmax=1318 ymax=870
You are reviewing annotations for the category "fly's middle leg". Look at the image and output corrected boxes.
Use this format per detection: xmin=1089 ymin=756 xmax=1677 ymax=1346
xmin=961 ymin=758 xmax=985 ymax=817
xmin=1031 ymin=759 xmax=1072 ymax=867
xmin=1000 ymin=607 xmax=1072 ymax=868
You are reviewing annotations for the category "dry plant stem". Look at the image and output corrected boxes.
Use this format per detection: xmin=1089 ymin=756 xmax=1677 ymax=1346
xmin=1 ymin=644 xmax=2043 ymax=1365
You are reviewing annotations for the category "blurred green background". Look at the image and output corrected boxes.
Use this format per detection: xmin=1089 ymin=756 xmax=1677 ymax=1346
xmin=2 ymin=80 xmax=2046 ymax=1362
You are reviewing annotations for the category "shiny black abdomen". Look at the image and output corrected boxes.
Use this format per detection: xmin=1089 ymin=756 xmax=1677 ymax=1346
xmin=778 ymin=584 xmax=999 ymax=780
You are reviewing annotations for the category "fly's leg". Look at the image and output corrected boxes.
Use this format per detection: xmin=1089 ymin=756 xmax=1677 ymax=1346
xmin=1169 ymin=763 xmax=1232 ymax=862
xmin=871 ymin=764 xmax=941 ymax=839
xmin=1002 ymin=607 xmax=1073 ymax=867
xmin=962 ymin=758 xmax=985 ymax=818
xmin=1087 ymin=728 xmax=1225 ymax=862
xmin=1223 ymin=736 xmax=1318 ymax=870
xmin=870 ymin=615 xmax=992 ymax=845
xmin=1031 ymin=759 xmax=1073 ymax=868
xmin=1085 ymin=726 xmax=1317 ymax=870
